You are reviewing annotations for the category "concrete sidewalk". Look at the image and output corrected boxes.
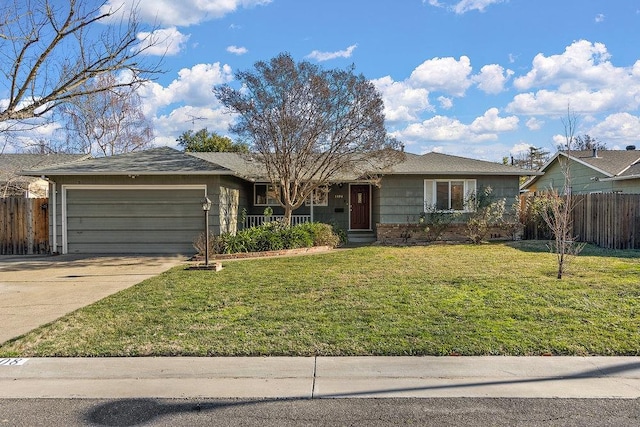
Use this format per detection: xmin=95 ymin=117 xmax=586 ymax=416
xmin=1 ymin=356 xmax=639 ymax=399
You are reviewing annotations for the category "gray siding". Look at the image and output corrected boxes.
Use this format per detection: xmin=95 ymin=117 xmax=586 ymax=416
xmin=378 ymin=174 xmax=521 ymax=224
xmin=532 ymin=161 xmax=612 ymax=194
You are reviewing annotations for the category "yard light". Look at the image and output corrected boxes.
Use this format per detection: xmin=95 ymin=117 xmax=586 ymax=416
xmin=202 ymin=196 xmax=212 ymax=266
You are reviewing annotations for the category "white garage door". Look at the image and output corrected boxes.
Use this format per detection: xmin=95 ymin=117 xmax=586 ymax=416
xmin=65 ymin=187 xmax=206 ymax=254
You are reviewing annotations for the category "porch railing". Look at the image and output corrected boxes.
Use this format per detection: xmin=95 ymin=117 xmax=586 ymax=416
xmin=243 ymin=214 xmax=311 ymax=229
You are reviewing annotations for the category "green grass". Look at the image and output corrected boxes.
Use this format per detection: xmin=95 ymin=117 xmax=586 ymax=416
xmin=1 ymin=242 xmax=639 ymax=357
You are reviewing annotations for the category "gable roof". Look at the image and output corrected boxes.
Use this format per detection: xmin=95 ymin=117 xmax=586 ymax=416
xmin=522 ymin=149 xmax=640 ymax=189
xmin=388 ymin=152 xmax=534 ymax=176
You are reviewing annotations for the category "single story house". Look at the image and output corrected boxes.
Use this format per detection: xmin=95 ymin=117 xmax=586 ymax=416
xmin=521 ymin=147 xmax=640 ymax=195
xmin=1 ymin=153 xmax=89 ymax=198
xmin=23 ymin=147 xmax=532 ymax=254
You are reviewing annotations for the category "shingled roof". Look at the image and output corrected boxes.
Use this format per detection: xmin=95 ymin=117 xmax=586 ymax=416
xmin=1 ymin=153 xmax=89 ymax=181
xmin=388 ymin=152 xmax=531 ymax=176
xmin=22 ymin=146 xmax=535 ymax=179
xmin=559 ymin=149 xmax=640 ymax=177
xmin=22 ymin=147 xmax=232 ymax=176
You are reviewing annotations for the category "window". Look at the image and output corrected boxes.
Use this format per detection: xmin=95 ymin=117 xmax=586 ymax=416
xmin=305 ymin=186 xmax=329 ymax=206
xmin=424 ymin=179 xmax=476 ymax=212
xmin=254 ymin=184 xmax=280 ymax=206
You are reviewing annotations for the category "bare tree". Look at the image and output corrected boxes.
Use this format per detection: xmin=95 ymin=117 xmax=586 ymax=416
xmin=0 ymin=0 xmax=160 ymax=127
xmin=58 ymin=73 xmax=154 ymax=156
xmin=569 ymin=134 xmax=607 ymax=151
xmin=214 ymin=53 xmax=404 ymax=225
xmin=540 ymin=108 xmax=586 ymax=279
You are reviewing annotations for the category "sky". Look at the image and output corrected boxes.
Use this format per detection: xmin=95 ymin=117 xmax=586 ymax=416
xmin=8 ymin=0 xmax=640 ymax=162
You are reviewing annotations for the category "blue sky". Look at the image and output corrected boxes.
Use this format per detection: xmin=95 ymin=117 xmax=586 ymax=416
xmin=11 ymin=0 xmax=640 ymax=161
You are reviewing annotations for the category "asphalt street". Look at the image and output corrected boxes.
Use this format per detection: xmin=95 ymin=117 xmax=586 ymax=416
xmin=1 ymin=397 xmax=639 ymax=427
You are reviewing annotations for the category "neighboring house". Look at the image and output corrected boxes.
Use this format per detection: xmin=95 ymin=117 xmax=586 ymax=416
xmin=0 ymin=153 xmax=89 ymax=198
xmin=521 ymin=147 xmax=640 ymax=195
xmin=23 ymin=147 xmax=532 ymax=254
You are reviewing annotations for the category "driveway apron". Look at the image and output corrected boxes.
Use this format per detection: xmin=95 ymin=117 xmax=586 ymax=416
xmin=0 ymin=255 xmax=185 ymax=344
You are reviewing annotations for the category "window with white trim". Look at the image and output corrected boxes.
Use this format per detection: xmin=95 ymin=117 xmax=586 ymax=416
xmin=254 ymin=184 xmax=280 ymax=206
xmin=424 ymin=179 xmax=476 ymax=212
xmin=305 ymin=186 xmax=329 ymax=206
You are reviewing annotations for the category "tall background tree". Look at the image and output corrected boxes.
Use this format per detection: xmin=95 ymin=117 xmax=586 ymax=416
xmin=565 ymin=134 xmax=607 ymax=151
xmin=214 ymin=53 xmax=403 ymax=224
xmin=58 ymin=73 xmax=154 ymax=156
xmin=177 ymin=128 xmax=248 ymax=153
xmin=0 ymin=0 xmax=160 ymax=153
xmin=509 ymin=146 xmax=550 ymax=170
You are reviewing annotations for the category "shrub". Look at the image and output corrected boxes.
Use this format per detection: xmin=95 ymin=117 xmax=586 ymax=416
xmin=420 ymin=205 xmax=458 ymax=241
xmin=281 ymin=226 xmax=314 ymax=249
xmin=209 ymin=221 xmax=340 ymax=254
xmin=464 ymin=187 xmax=506 ymax=244
xmin=298 ymin=222 xmax=341 ymax=248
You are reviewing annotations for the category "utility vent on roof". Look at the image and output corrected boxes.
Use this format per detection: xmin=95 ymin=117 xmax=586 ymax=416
xmin=626 ymin=145 xmax=636 ymax=151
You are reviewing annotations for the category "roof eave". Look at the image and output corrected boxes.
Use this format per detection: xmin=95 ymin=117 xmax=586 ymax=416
xmin=386 ymin=171 xmax=539 ymax=176
xmin=20 ymin=170 xmax=234 ymax=177
xmin=600 ymin=174 xmax=640 ymax=182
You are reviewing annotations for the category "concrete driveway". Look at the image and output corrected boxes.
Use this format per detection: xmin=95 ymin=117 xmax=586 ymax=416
xmin=0 ymin=254 xmax=186 ymax=344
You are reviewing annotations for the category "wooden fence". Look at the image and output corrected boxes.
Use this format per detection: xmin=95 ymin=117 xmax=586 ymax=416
xmin=572 ymin=193 xmax=640 ymax=250
xmin=521 ymin=193 xmax=640 ymax=250
xmin=0 ymin=197 xmax=49 ymax=255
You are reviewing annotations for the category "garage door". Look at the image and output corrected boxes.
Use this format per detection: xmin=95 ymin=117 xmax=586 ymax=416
xmin=65 ymin=187 xmax=206 ymax=254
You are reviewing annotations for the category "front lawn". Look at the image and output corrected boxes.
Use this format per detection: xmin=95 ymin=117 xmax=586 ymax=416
xmin=1 ymin=242 xmax=638 ymax=356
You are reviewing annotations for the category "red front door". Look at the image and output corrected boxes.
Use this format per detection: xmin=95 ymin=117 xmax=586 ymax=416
xmin=350 ymin=185 xmax=370 ymax=230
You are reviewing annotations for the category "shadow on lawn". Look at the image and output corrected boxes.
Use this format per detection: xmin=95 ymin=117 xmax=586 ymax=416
xmin=504 ymin=240 xmax=640 ymax=258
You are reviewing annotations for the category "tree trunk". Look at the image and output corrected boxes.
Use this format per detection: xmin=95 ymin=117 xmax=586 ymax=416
xmin=283 ymin=205 xmax=293 ymax=226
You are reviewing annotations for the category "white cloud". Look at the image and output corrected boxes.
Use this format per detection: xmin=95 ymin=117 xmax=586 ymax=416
xmin=402 ymin=115 xmax=470 ymax=141
xmin=595 ymin=13 xmax=605 ymax=23
xmin=139 ymin=62 xmax=234 ymax=119
xmin=425 ymin=0 xmax=505 ymax=14
xmin=227 ymin=45 xmax=248 ymax=55
xmin=510 ymin=142 xmax=534 ymax=156
xmin=395 ymin=108 xmax=518 ymax=144
xmin=525 ymin=117 xmax=544 ymax=130
xmin=437 ymin=96 xmax=453 ymax=109
xmin=306 ymin=44 xmax=358 ymax=62
xmin=139 ymin=62 xmax=237 ymax=147
xmin=513 ymin=40 xmax=618 ymax=91
xmin=507 ymin=41 xmax=640 ymax=116
xmin=102 ymin=0 xmax=272 ymax=27
xmin=473 ymin=64 xmax=514 ymax=94
xmin=507 ymin=89 xmax=620 ymax=115
xmin=410 ymin=56 xmax=473 ymax=97
xmin=469 ymin=108 xmax=519 ymax=134
xmin=587 ymin=113 xmax=640 ymax=143
xmin=135 ymin=27 xmax=190 ymax=56
xmin=373 ymin=76 xmax=432 ymax=122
